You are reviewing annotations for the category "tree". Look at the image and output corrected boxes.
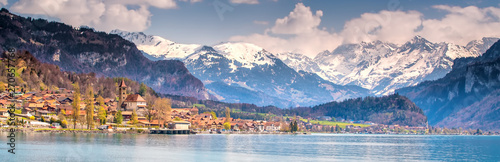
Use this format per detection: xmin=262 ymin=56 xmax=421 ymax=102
xmin=293 ymin=120 xmax=298 ymax=132
xmin=154 ymin=98 xmax=172 ymax=128
xmin=130 ymin=109 xmax=138 ymax=125
xmin=85 ymin=86 xmax=95 ymax=129
xmin=29 ymin=116 xmax=35 ymax=120
xmin=223 ymin=122 xmax=231 ymax=130
xmin=477 ymin=129 xmax=483 ymax=135
xmin=139 ymin=83 xmax=147 ymax=96
xmin=0 ymin=82 xmax=5 ymax=93
xmin=97 ymin=106 xmax=107 ymax=125
xmin=225 ymin=107 xmax=231 ymax=123
xmin=49 ymin=118 xmax=56 ymax=124
xmin=114 ymin=110 xmax=123 ymax=125
xmin=71 ymin=83 xmax=81 ymax=129
xmin=210 ymin=111 xmax=217 ymax=120
xmin=145 ymin=102 xmax=156 ymax=123
xmin=41 ymin=116 xmax=45 ymax=122
xmin=173 ymin=116 xmax=182 ymax=121
xmin=335 ymin=124 xmax=341 ymax=133
xmin=96 ymin=95 xmax=104 ymax=107
xmin=61 ymin=120 xmax=68 ymax=128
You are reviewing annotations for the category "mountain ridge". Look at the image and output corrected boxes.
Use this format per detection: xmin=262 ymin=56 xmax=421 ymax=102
xmin=396 ymin=40 xmax=500 ymax=130
xmin=0 ymin=9 xmax=213 ymax=100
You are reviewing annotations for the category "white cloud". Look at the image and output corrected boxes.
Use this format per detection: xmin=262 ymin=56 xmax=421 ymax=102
xmin=230 ymin=3 xmax=341 ymax=57
xmin=340 ymin=10 xmax=422 ymax=44
xmin=9 ymin=0 xmax=185 ymax=32
xmin=271 ymin=3 xmax=323 ymax=35
xmin=232 ymin=4 xmax=500 ymax=58
xmin=230 ymin=0 xmax=259 ymax=5
xmin=419 ymin=5 xmax=500 ymax=45
xmin=0 ymin=0 xmax=7 ymax=7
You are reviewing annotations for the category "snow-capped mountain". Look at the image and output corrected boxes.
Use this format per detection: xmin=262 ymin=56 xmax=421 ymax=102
xmin=183 ymin=43 xmax=368 ymax=107
xmin=110 ymin=29 xmax=200 ymax=60
xmin=113 ymin=30 xmax=369 ymax=107
xmin=281 ymin=36 xmax=499 ymax=95
xmin=275 ymin=52 xmax=323 ymax=74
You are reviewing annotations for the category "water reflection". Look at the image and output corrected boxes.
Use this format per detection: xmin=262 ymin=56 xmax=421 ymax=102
xmin=0 ymin=133 xmax=499 ymax=161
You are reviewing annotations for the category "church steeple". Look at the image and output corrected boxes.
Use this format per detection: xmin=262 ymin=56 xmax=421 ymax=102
xmin=118 ymin=79 xmax=127 ymax=110
xmin=119 ymin=79 xmax=127 ymax=88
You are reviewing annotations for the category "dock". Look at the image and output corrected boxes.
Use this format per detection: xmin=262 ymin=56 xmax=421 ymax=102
xmin=150 ymin=129 xmax=191 ymax=134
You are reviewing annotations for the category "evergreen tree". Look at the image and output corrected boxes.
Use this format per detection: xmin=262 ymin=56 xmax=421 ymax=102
xmin=293 ymin=120 xmax=298 ymax=132
xmin=225 ymin=107 xmax=231 ymax=123
xmin=85 ymin=87 xmax=95 ymax=129
xmin=139 ymin=83 xmax=147 ymax=96
xmin=335 ymin=124 xmax=341 ymax=133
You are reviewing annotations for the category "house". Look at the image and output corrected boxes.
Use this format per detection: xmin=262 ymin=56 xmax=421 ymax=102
xmin=257 ymin=122 xmax=265 ymax=132
xmin=169 ymin=121 xmax=191 ymax=130
xmin=121 ymin=94 xmax=146 ymax=111
xmin=121 ymin=111 xmax=133 ymax=121
xmin=265 ymin=122 xmax=281 ymax=132
xmin=57 ymin=97 xmax=73 ymax=105
xmin=244 ymin=122 xmax=255 ymax=131
xmin=28 ymin=103 xmax=44 ymax=110
xmin=139 ymin=120 xmax=160 ymax=127
xmin=0 ymin=109 xmax=9 ymax=117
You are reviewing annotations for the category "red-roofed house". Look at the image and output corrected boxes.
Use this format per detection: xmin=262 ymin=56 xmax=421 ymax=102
xmin=121 ymin=94 xmax=146 ymax=111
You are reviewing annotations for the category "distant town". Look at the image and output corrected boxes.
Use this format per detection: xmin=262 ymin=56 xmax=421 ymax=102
xmin=0 ymin=79 xmax=498 ymax=136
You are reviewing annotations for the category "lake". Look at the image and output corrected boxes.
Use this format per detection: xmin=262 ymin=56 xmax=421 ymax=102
xmin=1 ymin=132 xmax=499 ymax=161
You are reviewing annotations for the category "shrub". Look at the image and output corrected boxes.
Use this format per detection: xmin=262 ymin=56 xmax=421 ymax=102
xmin=61 ymin=120 xmax=68 ymax=128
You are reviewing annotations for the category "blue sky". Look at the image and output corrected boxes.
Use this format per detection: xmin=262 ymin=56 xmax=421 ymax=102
xmin=2 ymin=0 xmax=500 ymax=57
xmin=144 ymin=0 xmax=498 ymax=44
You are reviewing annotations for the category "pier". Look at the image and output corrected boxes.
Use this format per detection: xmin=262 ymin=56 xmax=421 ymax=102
xmin=150 ymin=129 xmax=191 ymax=134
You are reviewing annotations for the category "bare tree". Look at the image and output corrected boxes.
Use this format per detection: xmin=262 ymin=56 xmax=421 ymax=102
xmin=154 ymin=98 xmax=171 ymax=128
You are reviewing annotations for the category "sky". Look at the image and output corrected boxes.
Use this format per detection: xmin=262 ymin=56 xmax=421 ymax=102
xmin=1 ymin=0 xmax=500 ymax=57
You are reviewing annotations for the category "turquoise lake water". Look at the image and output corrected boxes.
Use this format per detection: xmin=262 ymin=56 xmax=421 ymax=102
xmin=1 ymin=132 xmax=499 ymax=161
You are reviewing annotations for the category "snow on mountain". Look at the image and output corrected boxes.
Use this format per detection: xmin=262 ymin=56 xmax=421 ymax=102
xmin=466 ymin=37 xmax=500 ymax=56
xmin=275 ymin=52 xmax=322 ymax=74
xmin=110 ymin=29 xmax=200 ymax=60
xmin=113 ymin=29 xmax=498 ymax=106
xmin=182 ymin=45 xmax=368 ymax=107
xmin=283 ymin=36 xmax=499 ymax=95
xmin=213 ymin=42 xmax=275 ymax=69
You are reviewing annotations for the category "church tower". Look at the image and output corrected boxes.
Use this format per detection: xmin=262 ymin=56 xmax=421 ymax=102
xmin=118 ymin=79 xmax=127 ymax=110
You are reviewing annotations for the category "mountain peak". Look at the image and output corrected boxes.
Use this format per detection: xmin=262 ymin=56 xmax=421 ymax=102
xmin=199 ymin=45 xmax=217 ymax=52
xmin=409 ymin=35 xmax=430 ymax=44
xmin=111 ymin=29 xmax=200 ymax=59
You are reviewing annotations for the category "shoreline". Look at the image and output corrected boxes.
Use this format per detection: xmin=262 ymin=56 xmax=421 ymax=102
xmin=2 ymin=127 xmax=498 ymax=136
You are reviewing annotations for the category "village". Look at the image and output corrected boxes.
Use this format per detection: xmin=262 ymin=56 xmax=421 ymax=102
xmin=0 ymin=80 xmax=495 ymax=135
